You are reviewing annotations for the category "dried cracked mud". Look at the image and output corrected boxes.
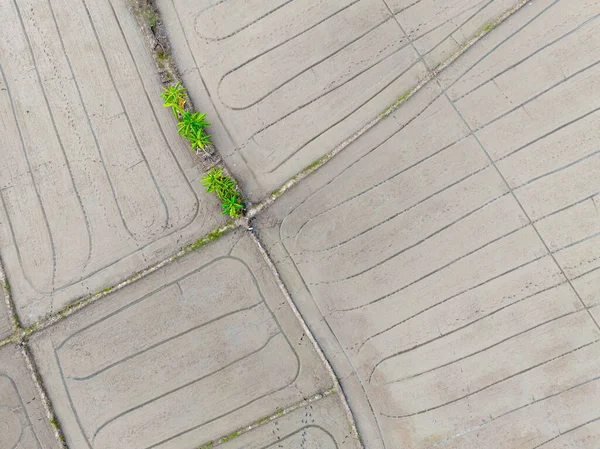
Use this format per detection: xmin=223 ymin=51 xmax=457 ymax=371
xmin=2 ymin=0 xmax=600 ymax=448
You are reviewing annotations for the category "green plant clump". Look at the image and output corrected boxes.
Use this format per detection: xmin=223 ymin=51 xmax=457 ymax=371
xmin=161 ymin=83 xmax=213 ymax=152
xmin=202 ymin=168 xmax=244 ymax=218
xmin=50 ymin=416 xmax=60 ymax=429
xmin=161 ymin=82 xmax=187 ymax=117
xmin=177 ymin=110 xmax=209 ymax=137
xmin=162 ymin=84 xmax=235 ymax=214
xmin=221 ymin=431 xmax=239 ymax=443
xmin=146 ymin=10 xmax=158 ymax=31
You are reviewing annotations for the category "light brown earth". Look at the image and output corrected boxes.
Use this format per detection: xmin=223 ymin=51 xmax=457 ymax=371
xmin=0 ymin=0 xmax=224 ymax=326
xmin=252 ymin=1 xmax=600 ymax=447
xmin=2 ymin=0 xmax=600 ymax=449
xmin=30 ymin=231 xmax=350 ymax=449
xmin=157 ymin=0 xmax=521 ymax=201
xmin=0 ymin=344 xmax=60 ymax=449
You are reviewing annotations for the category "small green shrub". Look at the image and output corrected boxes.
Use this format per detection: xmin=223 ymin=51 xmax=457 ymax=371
xmin=177 ymin=111 xmax=210 ymax=139
xmin=161 ymin=82 xmax=187 ymax=118
xmin=188 ymin=127 xmax=212 ymax=151
xmin=221 ymin=195 xmax=244 ymax=217
xmin=202 ymin=167 xmax=235 ymax=197
xmin=202 ymin=168 xmax=244 ymax=218
xmin=161 ymin=85 xmax=213 ymax=152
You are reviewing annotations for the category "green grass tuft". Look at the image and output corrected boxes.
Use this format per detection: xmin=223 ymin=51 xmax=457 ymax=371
xmin=187 ymin=222 xmax=234 ymax=252
xmin=270 ymin=155 xmax=330 ymax=199
xmin=472 ymin=18 xmax=499 ymax=42
xmin=221 ymin=431 xmax=239 ymax=443
xmin=146 ymin=11 xmax=158 ymax=30
xmin=256 ymin=416 xmax=270 ymax=425
xmin=379 ymin=87 xmax=415 ymax=118
xmin=50 ymin=417 xmax=60 ymax=429
xmin=303 ymin=155 xmax=327 ymax=173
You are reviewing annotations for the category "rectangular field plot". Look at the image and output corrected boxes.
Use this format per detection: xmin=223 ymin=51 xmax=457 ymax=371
xmin=255 ymin=18 xmax=600 ymax=444
xmin=157 ymin=0 xmax=515 ymax=200
xmin=0 ymin=0 xmax=224 ymax=326
xmin=30 ymin=231 xmax=335 ymax=449
xmin=0 ymin=344 xmax=60 ymax=449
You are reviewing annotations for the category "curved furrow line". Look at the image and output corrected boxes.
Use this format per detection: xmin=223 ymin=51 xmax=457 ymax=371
xmin=70 ymin=302 xmax=265 ymax=381
xmin=90 ymin=333 xmax=282 ymax=443
xmin=216 ymin=0 xmax=363 ymax=96
xmin=337 ymin=225 xmax=528 ymax=312
xmin=278 ymin=88 xmax=443 ymax=242
xmin=291 ymin=134 xmax=474 ymax=254
xmin=13 ymin=0 xmax=93 ymax=279
xmin=356 ymin=257 xmax=558 ymax=354
xmin=306 ymin=167 xmax=495 ymax=285
xmin=0 ymin=61 xmax=57 ymax=293
xmin=221 ymin=17 xmax=403 ymax=111
xmin=368 ymin=309 xmax=581 ymax=384
xmin=44 ymin=0 xmax=136 ymax=244
xmin=382 ymin=340 xmax=599 ymax=419
xmin=236 ymin=0 xmax=507 ymax=163
xmin=261 ymin=57 xmax=424 ymax=174
xmin=80 ymin=0 xmax=170 ymax=235
xmin=453 ymin=13 xmax=600 ymax=102
xmin=0 ymin=374 xmax=42 ymax=449
xmin=446 ymin=0 xmax=561 ymax=91
xmin=195 ymin=0 xmax=294 ymax=42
